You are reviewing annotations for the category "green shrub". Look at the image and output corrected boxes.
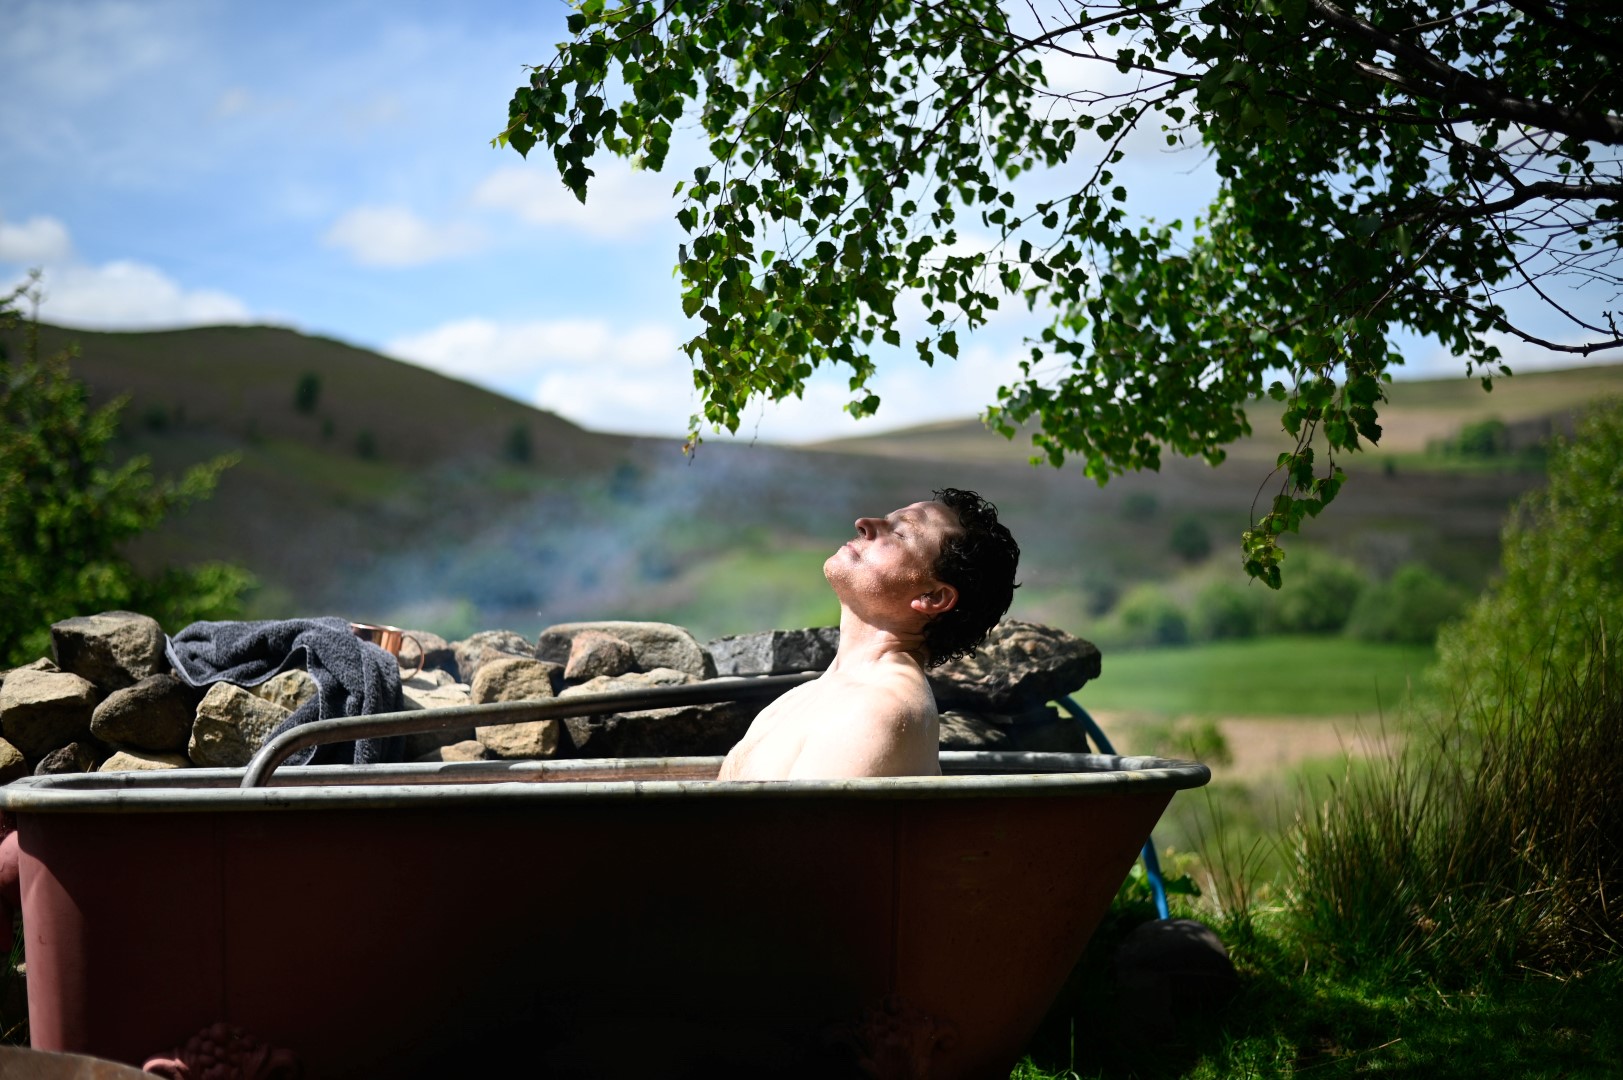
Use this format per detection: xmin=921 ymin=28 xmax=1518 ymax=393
xmin=1259 ymin=548 xmax=1365 ymax=634
xmin=1192 ymin=579 xmax=1263 ymax=640
xmin=1112 ymin=583 xmax=1190 ymax=647
xmin=0 ymin=278 xmax=253 ymax=664
xmin=1169 ymin=515 xmax=1213 ymax=562
xmin=1344 ymin=562 xmax=1468 ymax=645
xmin=1437 ymin=397 xmax=1623 ymax=693
xmin=1290 ymin=625 xmax=1623 ymax=982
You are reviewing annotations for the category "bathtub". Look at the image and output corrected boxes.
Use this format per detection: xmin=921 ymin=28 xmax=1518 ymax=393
xmin=0 ymin=678 xmax=1208 ymax=1078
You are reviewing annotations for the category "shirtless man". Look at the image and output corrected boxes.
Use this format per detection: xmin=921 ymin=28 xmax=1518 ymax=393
xmin=717 ymin=488 xmax=1020 ymax=781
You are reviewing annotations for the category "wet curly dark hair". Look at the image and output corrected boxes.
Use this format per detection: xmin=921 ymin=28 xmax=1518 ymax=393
xmin=921 ymin=488 xmax=1021 ymax=669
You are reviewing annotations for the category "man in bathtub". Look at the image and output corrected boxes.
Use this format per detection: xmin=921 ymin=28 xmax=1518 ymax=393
xmin=717 ymin=488 xmax=1020 ymax=781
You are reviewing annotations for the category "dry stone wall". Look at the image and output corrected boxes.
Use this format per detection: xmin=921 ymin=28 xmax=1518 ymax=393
xmin=0 ymin=612 xmax=1101 ymax=779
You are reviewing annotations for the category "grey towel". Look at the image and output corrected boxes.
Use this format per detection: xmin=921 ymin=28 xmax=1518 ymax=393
xmin=165 ymin=617 xmax=404 ymax=767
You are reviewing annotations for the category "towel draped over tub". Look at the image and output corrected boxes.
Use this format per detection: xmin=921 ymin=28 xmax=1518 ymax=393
xmin=165 ymin=616 xmax=404 ymax=766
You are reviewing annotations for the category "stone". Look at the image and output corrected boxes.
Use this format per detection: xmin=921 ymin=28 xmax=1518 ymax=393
xmin=34 ymin=740 xmax=100 ymax=776
xmin=415 ymin=740 xmax=490 ymax=763
xmin=928 ymin=620 xmax=1102 ymax=713
xmin=189 ymin=683 xmax=291 ymax=769
xmin=90 ymin=673 xmax=197 ymax=752
xmin=937 ymin=711 xmax=1010 ymax=750
xmin=707 ymin=627 xmax=840 ymax=676
xmin=400 ymin=673 xmax=477 ymax=758
xmin=559 ymin=668 xmax=751 ymax=757
xmin=1 ymin=667 xmax=99 ymax=758
xmin=453 ymin=630 xmax=534 ymax=684
xmin=254 ymin=669 xmax=319 ymax=714
xmin=474 ymin=720 xmax=559 ymax=760
xmin=563 ymin=630 xmax=636 ymax=682
xmin=99 ymin=749 xmax=190 ymax=772
xmin=538 ymin=621 xmax=716 ymax=680
xmin=471 ymin=657 xmax=558 ymax=705
xmin=398 ymin=630 xmax=458 ymax=678
xmin=471 ymin=658 xmax=560 ymax=761
xmin=1113 ymin=918 xmax=1239 ymax=1041
xmin=49 ymin=611 xmax=168 ymax=691
xmin=1000 ymin=709 xmax=1090 ymax=754
xmin=0 ymin=739 xmax=28 ymax=784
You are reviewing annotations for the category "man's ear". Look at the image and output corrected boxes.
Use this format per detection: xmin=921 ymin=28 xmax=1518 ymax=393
xmin=912 ymin=583 xmax=958 ymax=618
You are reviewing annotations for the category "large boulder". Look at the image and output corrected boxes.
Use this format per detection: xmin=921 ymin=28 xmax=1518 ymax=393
xmin=90 ymin=673 xmax=197 ymax=753
xmin=558 ymin=669 xmax=752 ymax=757
xmin=189 ymin=684 xmax=291 ymax=769
xmin=454 ymin=630 xmax=534 ymax=684
xmin=707 ymin=628 xmax=839 ymax=676
xmin=475 ymin=720 xmax=560 ymax=760
xmin=49 ymin=611 xmax=168 ymax=690
xmin=1 ymin=667 xmax=99 ymax=758
xmin=471 ymin=657 xmax=558 ymax=705
xmin=400 ymin=670 xmax=477 ymax=759
xmin=1113 ymin=918 xmax=1239 ymax=1041
xmin=538 ymin=622 xmax=716 ymax=680
xmin=563 ymin=630 xmax=636 ymax=682
xmin=928 ymin=620 xmax=1101 ymax=713
xmin=471 ymin=657 xmax=561 ymax=761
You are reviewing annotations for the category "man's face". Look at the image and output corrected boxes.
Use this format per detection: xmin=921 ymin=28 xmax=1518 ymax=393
xmin=824 ymin=500 xmax=961 ymax=612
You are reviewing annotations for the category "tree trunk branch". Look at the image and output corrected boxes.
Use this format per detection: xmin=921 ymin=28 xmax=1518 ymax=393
xmin=1313 ymin=0 xmax=1623 ymax=145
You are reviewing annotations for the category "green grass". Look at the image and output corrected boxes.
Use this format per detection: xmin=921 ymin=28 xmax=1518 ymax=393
xmin=1015 ymin=917 xmax=1623 ymax=1079
xmin=1080 ymin=637 xmax=1436 ymax=719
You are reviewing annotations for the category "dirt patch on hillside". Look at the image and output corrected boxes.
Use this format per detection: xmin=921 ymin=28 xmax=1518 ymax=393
xmin=1088 ymin=711 xmax=1401 ymax=784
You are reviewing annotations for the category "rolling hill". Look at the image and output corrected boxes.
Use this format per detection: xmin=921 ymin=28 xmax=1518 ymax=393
xmin=9 ymin=320 xmax=1616 ymax=643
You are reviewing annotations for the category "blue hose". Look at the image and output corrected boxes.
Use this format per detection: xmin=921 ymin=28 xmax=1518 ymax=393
xmin=1056 ymin=695 xmax=1170 ymax=921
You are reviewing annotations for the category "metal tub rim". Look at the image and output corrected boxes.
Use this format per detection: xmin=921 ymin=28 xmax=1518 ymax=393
xmin=0 ymin=750 xmax=1210 ymax=814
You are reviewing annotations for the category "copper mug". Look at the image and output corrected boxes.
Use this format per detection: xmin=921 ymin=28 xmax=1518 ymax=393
xmin=350 ymin=622 xmax=425 ymax=678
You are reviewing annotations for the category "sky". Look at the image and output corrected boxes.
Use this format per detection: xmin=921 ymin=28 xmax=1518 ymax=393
xmin=0 ymin=0 xmax=1607 ymax=444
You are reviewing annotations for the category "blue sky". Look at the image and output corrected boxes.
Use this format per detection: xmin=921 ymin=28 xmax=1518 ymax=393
xmin=0 ymin=0 xmax=1604 ymax=443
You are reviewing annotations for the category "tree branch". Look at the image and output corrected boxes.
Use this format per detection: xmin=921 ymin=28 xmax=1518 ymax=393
xmin=1313 ymin=0 xmax=1623 ymax=145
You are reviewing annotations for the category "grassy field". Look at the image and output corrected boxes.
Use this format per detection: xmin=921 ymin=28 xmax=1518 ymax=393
xmin=1079 ymin=637 xmax=1436 ymax=720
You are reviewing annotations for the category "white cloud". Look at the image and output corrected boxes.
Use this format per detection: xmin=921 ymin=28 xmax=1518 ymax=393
xmin=16 ymin=260 xmax=251 ymax=330
xmin=0 ymin=214 xmax=73 ymax=264
xmin=472 ymin=163 xmax=674 ymax=240
xmin=1 ymin=214 xmax=253 ymax=329
xmin=322 ymin=205 xmax=487 ymax=267
xmin=386 ymin=317 xmax=691 ymax=434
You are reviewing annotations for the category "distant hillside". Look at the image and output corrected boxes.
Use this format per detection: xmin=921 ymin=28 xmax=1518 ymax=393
xmin=805 ymin=362 xmax=1623 ymax=465
xmin=4 ymin=321 xmax=1590 ymax=643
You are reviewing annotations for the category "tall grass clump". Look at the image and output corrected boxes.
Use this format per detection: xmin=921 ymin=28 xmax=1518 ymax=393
xmin=1290 ymin=632 xmax=1622 ymax=981
xmin=1289 ymin=398 xmax=1623 ymax=983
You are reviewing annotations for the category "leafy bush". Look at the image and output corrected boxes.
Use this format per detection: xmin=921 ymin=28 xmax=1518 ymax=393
xmin=1259 ymin=548 xmax=1365 ymax=634
xmin=1291 ymin=625 xmax=1623 ymax=982
xmin=1293 ymin=407 xmax=1623 ymax=982
xmin=1169 ymin=515 xmax=1213 ymax=562
xmin=1192 ymin=579 xmax=1263 ymax=641
xmin=1345 ymin=562 xmax=1468 ymax=645
xmin=1437 ymin=397 xmax=1623 ymax=693
xmin=0 ymin=278 xmax=254 ymax=665
xmin=1111 ymin=583 xmax=1190 ymax=647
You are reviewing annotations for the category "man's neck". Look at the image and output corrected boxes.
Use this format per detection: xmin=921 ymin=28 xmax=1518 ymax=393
xmin=828 ymin=606 xmax=929 ymax=673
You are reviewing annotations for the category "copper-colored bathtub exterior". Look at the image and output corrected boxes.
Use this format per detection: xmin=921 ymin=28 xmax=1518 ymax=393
xmin=3 ymin=753 xmax=1206 ymax=1078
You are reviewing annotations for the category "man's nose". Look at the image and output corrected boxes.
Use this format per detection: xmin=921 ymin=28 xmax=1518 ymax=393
xmin=854 ymin=516 xmax=880 ymax=538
